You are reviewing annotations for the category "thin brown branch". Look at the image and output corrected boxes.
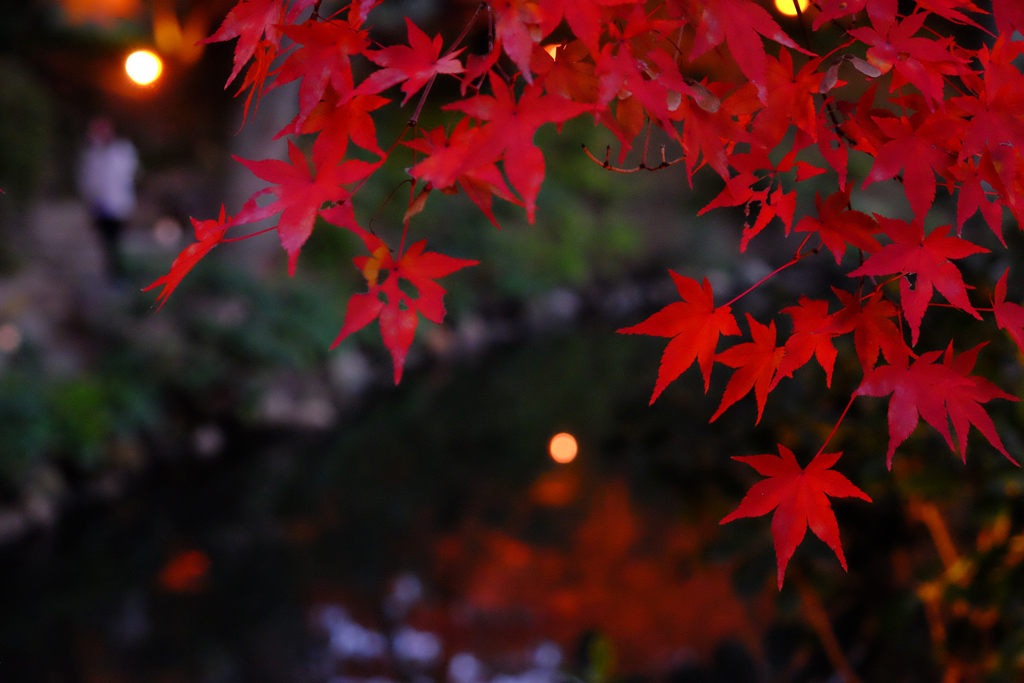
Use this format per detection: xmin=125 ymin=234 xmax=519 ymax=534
xmin=581 ymin=144 xmax=685 ymax=173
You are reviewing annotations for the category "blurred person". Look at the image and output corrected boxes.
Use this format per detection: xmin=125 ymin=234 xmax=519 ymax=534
xmin=77 ymin=116 xmax=138 ymax=281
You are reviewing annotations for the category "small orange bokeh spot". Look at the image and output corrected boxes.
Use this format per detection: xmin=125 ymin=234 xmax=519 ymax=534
xmin=774 ymin=0 xmax=810 ymax=16
xmin=549 ymin=432 xmax=578 ymax=464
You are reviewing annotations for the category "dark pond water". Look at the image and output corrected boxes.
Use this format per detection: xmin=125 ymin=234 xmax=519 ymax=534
xmin=0 ymin=321 xmax=939 ymax=683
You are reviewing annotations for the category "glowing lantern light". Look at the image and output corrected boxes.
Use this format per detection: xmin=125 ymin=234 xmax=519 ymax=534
xmin=775 ymin=0 xmax=810 ymax=16
xmin=549 ymin=432 xmax=578 ymax=464
xmin=125 ymin=50 xmax=162 ymax=85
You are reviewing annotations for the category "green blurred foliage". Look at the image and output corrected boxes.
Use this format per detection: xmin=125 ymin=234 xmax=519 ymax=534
xmin=0 ymin=59 xmax=54 ymax=207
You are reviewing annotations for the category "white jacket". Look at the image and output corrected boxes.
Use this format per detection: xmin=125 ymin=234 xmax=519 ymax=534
xmin=78 ymin=138 xmax=139 ymax=220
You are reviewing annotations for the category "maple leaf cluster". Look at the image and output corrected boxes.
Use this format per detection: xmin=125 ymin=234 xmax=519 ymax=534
xmin=147 ymin=0 xmax=1024 ymax=587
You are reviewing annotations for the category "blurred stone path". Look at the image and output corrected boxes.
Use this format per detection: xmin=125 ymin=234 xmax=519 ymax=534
xmin=0 ymin=199 xmax=139 ymax=376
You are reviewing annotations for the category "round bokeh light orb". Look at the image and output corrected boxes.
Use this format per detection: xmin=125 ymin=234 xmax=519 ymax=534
xmin=775 ymin=0 xmax=810 ymax=16
xmin=549 ymin=433 xmax=578 ymax=464
xmin=126 ymin=50 xmax=163 ymax=85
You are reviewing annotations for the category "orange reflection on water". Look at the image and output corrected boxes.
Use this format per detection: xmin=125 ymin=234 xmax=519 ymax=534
xmin=158 ymin=549 xmax=210 ymax=593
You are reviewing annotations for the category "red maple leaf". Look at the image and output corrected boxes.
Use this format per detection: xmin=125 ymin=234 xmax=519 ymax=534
xmin=688 ymin=0 xmax=810 ymax=102
xmin=534 ymin=0 xmax=621 ymax=53
xmin=993 ymin=0 xmax=1024 ymax=38
xmin=737 ymin=49 xmax=824 ymax=150
xmin=992 ymin=269 xmax=1024 ymax=356
xmin=355 ymin=17 xmax=465 ymax=105
xmin=405 ymin=120 xmax=521 ymax=229
xmin=848 ymin=218 xmax=986 ymax=345
xmin=950 ymin=153 xmax=1006 ymax=244
xmin=444 ymin=72 xmax=588 ymax=223
xmin=699 ymin=172 xmax=796 ymax=251
xmin=953 ymin=37 xmax=1024 ymax=162
xmin=861 ymin=114 xmax=957 ymax=219
xmin=145 ymin=205 xmax=237 ymax=309
xmin=489 ymin=0 xmax=544 ymax=83
xmin=848 ymin=10 xmax=968 ymax=109
xmin=273 ymin=18 xmax=368 ymax=126
xmin=701 ymin=148 xmax=818 ymax=249
xmin=835 ymin=84 xmax=896 ymax=158
xmin=711 ymin=314 xmax=785 ymax=423
xmin=617 ymin=272 xmax=741 ymax=404
xmin=917 ymin=0 xmax=984 ymax=26
xmin=233 ymin=39 xmax=278 ymax=126
xmin=678 ymin=87 xmax=752 ymax=182
xmin=720 ymin=445 xmax=872 ymax=589
xmin=202 ymin=0 xmax=287 ymax=86
xmin=814 ymin=0 xmax=897 ymax=28
xmin=830 ymin=288 xmax=911 ymax=373
xmin=331 ymin=225 xmax=478 ymax=384
xmin=234 ymin=140 xmax=380 ymax=275
xmin=774 ymin=298 xmax=841 ymax=388
xmin=816 ymin=98 xmax=850 ymax=190
xmin=855 ymin=344 xmax=1019 ymax=467
xmin=795 ymin=187 xmax=881 ymax=264
xmin=279 ymin=91 xmax=389 ymax=159
xmin=594 ymin=44 xmax=687 ymax=142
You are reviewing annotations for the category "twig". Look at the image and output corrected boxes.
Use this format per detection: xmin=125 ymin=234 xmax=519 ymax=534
xmin=581 ymin=144 xmax=685 ymax=173
xmin=793 ymin=569 xmax=866 ymax=683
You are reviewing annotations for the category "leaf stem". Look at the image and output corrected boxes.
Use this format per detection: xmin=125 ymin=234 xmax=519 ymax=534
xmin=724 ymin=246 xmax=818 ymax=308
xmin=223 ymin=225 xmax=278 ymax=243
xmin=815 ymin=394 xmax=857 ymax=457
